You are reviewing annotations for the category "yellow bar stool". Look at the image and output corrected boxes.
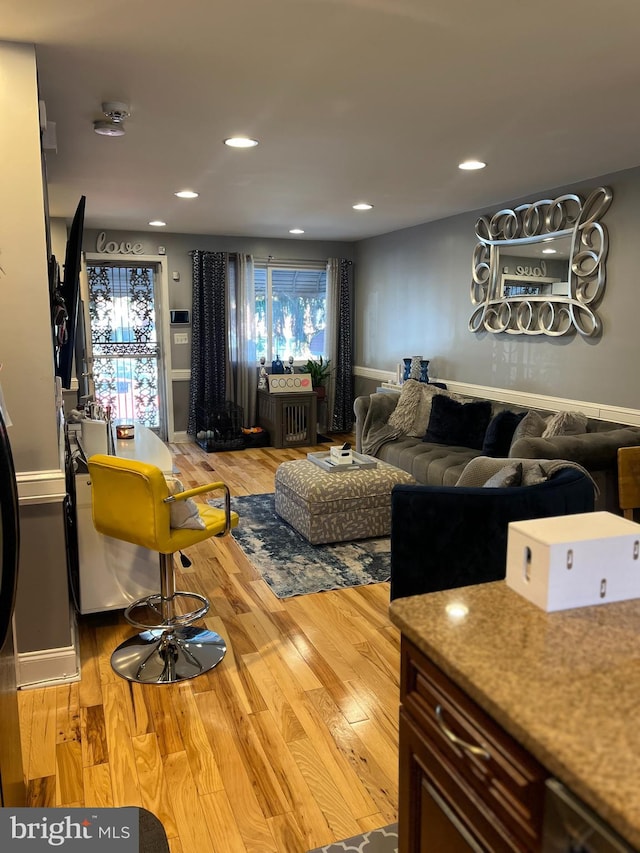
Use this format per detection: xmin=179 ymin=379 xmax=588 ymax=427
xmin=87 ymin=454 xmax=238 ymax=684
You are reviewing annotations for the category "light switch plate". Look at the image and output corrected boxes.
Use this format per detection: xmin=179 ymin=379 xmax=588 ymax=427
xmin=174 ymin=332 xmax=188 ymax=345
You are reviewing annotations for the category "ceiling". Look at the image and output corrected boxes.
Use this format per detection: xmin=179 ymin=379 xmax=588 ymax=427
xmin=4 ymin=0 xmax=640 ymax=241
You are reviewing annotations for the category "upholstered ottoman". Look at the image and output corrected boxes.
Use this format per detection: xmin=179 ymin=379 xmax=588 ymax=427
xmin=274 ymin=458 xmax=416 ymax=544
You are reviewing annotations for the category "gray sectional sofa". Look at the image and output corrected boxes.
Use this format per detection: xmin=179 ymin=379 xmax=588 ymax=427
xmin=354 ymin=381 xmax=640 ymax=512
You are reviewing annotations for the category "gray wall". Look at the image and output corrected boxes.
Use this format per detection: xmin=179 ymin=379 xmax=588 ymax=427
xmin=0 ymin=42 xmax=74 ymax=662
xmin=0 ymin=42 xmax=60 ymax=472
xmin=81 ymin=229 xmax=355 ymax=432
xmin=355 ymin=166 xmax=640 ymax=409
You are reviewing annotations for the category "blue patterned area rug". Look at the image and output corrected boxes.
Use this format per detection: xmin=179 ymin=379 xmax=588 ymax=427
xmin=307 ymin=823 xmax=398 ymax=853
xmin=213 ymin=493 xmax=390 ymax=598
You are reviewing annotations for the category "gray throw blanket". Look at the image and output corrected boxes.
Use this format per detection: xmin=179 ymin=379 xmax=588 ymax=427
xmin=361 ymin=393 xmax=404 ymax=456
xmin=456 ymin=456 xmax=599 ymax=496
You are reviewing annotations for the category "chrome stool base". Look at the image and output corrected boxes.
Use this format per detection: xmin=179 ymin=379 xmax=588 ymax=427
xmin=111 ymin=626 xmax=226 ymax=684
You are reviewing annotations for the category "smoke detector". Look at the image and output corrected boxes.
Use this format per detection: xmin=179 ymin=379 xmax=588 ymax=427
xmin=93 ymin=101 xmax=130 ymax=137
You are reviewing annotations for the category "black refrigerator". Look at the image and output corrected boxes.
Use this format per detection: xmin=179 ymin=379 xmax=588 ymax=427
xmin=0 ymin=407 xmax=26 ymax=806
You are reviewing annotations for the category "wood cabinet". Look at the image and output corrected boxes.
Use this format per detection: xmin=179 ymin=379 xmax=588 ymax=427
xmin=399 ymin=637 xmax=547 ymax=852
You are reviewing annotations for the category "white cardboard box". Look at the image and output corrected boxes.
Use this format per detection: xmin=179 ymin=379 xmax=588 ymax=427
xmin=506 ymin=511 xmax=640 ymax=612
xmin=329 ymin=445 xmax=353 ymax=465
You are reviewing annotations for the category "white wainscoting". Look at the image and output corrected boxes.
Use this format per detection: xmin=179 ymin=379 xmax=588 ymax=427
xmin=15 ymin=466 xmax=80 ymax=688
xmin=353 ymin=365 xmax=640 ymax=426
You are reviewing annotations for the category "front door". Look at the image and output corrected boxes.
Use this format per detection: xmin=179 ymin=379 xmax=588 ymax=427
xmin=84 ymin=261 xmax=167 ymax=437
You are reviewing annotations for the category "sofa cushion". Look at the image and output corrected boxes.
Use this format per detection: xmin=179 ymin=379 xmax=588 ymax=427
xmin=542 ymin=410 xmax=588 ymax=437
xmin=424 ymin=395 xmax=492 ymax=451
xmin=482 ymin=410 xmax=527 ymax=457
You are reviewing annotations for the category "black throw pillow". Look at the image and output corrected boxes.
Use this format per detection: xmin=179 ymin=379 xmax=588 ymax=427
xmin=482 ymin=410 xmax=527 ymax=457
xmin=424 ymin=395 xmax=492 ymax=450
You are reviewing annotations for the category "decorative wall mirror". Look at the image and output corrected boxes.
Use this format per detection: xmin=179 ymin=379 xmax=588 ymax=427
xmin=469 ymin=186 xmax=612 ymax=337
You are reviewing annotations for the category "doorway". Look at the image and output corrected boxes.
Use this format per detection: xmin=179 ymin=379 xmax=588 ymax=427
xmin=82 ymin=257 xmax=172 ymax=439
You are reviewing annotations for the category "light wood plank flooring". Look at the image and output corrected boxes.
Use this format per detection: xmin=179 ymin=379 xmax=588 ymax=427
xmin=18 ymin=435 xmax=400 ymax=852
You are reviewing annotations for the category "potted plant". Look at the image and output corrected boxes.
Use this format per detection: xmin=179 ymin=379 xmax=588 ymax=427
xmin=300 ymin=356 xmax=332 ymax=399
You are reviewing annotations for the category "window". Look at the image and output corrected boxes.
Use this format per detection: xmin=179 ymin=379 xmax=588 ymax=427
xmin=254 ymin=264 xmax=327 ymax=362
xmin=86 ymin=263 xmax=161 ymax=429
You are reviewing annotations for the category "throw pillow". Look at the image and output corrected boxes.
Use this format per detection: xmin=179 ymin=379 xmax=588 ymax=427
xmin=542 ymin=410 xmax=588 ymax=438
xmin=408 ymin=383 xmax=453 ymax=437
xmin=165 ymin=477 xmax=206 ymax=530
xmin=387 ymin=380 xmax=424 ymax=435
xmin=424 ymin=395 xmax=492 ymax=450
xmin=522 ymin=462 xmax=548 ymax=486
xmin=482 ymin=410 xmax=527 ymax=457
xmin=483 ymin=461 xmax=523 ymax=487
xmin=510 ymin=410 xmax=549 ymax=447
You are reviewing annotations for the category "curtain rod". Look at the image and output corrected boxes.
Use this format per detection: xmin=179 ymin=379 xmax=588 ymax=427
xmin=254 ymin=256 xmax=328 ymax=265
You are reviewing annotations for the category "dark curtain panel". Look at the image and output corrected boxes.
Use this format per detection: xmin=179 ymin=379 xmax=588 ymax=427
xmin=332 ymin=259 xmax=354 ymax=432
xmin=188 ymin=251 xmax=227 ymax=436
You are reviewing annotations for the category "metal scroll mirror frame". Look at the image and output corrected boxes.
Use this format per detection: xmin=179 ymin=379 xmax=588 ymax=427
xmin=469 ymin=186 xmax=612 ymax=337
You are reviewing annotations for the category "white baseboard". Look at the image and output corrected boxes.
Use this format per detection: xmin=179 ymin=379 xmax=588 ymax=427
xmin=171 ymin=431 xmax=192 ymax=443
xmin=16 ymin=616 xmax=80 ymax=689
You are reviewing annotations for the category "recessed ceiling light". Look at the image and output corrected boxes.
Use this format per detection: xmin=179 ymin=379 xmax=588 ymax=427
xmin=458 ymin=160 xmax=486 ymax=171
xmin=174 ymin=190 xmax=199 ymax=199
xmin=542 ymin=248 xmax=557 ymax=254
xmin=224 ymin=137 xmax=259 ymax=148
xmin=289 ymin=228 xmax=305 ymax=234
xmin=353 ymin=202 xmax=374 ymax=211
xmin=148 ymin=220 xmax=166 ymax=227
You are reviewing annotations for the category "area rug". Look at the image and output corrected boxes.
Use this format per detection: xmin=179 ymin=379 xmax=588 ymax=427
xmin=307 ymin=823 xmax=398 ymax=853
xmin=212 ymin=493 xmax=390 ymax=598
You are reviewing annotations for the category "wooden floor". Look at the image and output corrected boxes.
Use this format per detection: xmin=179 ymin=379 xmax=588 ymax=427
xmin=18 ymin=435 xmax=400 ymax=852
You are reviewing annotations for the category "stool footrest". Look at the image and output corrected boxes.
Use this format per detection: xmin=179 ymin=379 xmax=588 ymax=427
xmin=124 ymin=591 xmax=209 ymax=631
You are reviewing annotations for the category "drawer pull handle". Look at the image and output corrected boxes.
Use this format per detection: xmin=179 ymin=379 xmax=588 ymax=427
xmin=435 ymin=704 xmax=490 ymax=761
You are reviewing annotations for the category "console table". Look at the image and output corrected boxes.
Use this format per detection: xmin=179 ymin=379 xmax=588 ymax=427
xmin=257 ymin=389 xmax=317 ymax=448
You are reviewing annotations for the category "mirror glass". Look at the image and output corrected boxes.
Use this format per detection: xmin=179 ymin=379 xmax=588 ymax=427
xmin=498 ymin=235 xmax=572 ymax=299
xmin=469 ymin=187 xmax=612 ymax=338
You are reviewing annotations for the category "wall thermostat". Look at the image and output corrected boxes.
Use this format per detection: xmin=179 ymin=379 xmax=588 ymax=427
xmin=170 ymin=309 xmax=190 ymax=325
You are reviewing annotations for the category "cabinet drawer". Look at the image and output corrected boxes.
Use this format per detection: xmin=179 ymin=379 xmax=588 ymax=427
xmin=400 ymin=637 xmax=546 ymax=848
xmin=400 ymin=709 xmax=531 ymax=852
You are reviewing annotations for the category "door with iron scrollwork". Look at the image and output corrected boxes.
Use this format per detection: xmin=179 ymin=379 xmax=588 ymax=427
xmin=84 ymin=263 xmax=165 ymax=435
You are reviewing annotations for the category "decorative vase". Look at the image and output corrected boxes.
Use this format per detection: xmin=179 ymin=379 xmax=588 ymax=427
xmin=403 ymin=356 xmax=429 ymax=382
xmin=409 ymin=356 xmax=423 ymax=381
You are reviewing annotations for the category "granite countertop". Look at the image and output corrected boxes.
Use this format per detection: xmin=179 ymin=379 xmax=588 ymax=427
xmin=389 ymin=581 xmax=640 ymax=849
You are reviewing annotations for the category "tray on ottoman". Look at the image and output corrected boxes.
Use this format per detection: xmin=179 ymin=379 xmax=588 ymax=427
xmin=275 ymin=458 xmax=416 ymax=544
xmin=307 ymin=450 xmax=377 ymax=472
